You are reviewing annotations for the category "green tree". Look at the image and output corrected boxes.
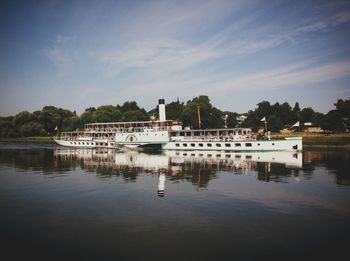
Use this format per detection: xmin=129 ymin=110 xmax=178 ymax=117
xmin=256 ymin=101 xmax=272 ymax=118
xmin=182 ymin=96 xmax=217 ymax=129
xmin=81 ymin=107 xmax=96 ymax=125
xmin=13 ymin=111 xmax=36 ymax=126
xmin=226 ymin=112 xmax=238 ymax=128
xmin=300 ymin=107 xmax=315 ymax=123
xmin=334 ymin=99 xmax=350 ymax=128
xmin=267 ymin=115 xmax=283 ymax=132
xmin=37 ymin=106 xmax=75 ymax=134
xmin=313 ymin=112 xmax=325 ymax=127
xmin=335 ymin=99 xmax=350 ymax=117
xmin=120 ymin=110 xmax=149 ymax=122
xmin=321 ymin=110 xmax=345 ymax=132
xmin=62 ymin=115 xmax=81 ymax=131
xmin=19 ymin=122 xmax=46 ymax=137
xmin=242 ymin=110 xmax=260 ymax=131
xmin=119 ymin=101 xmax=141 ymax=113
xmin=0 ymin=116 xmax=18 ymax=137
xmin=93 ymin=105 xmax=122 ymax=122
xmin=207 ymin=107 xmax=225 ymax=128
xmin=293 ymin=102 xmax=301 ymax=113
xmin=165 ymin=101 xmax=184 ymax=121
xmin=273 ymin=102 xmax=293 ymax=125
xmin=291 ymin=102 xmax=301 ymax=123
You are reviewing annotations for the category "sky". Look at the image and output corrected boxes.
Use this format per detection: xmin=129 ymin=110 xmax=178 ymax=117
xmin=1 ymin=0 xmax=350 ymax=116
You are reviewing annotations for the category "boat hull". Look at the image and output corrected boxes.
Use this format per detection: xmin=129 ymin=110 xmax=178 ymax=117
xmin=54 ymin=139 xmax=116 ymax=149
xmin=162 ymin=137 xmax=302 ymax=152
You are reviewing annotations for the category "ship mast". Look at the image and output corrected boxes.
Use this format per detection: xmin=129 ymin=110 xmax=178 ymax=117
xmin=197 ymin=105 xmax=201 ymax=129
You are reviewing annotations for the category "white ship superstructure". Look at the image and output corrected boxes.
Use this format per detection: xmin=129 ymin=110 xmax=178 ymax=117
xmin=54 ymin=99 xmax=182 ymax=148
xmin=163 ymin=128 xmax=302 ymax=152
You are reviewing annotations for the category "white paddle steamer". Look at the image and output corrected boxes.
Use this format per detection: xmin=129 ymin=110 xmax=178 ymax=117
xmin=54 ymin=99 xmax=302 ymax=151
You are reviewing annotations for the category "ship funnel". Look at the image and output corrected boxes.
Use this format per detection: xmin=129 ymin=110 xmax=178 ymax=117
xmin=158 ymin=99 xmax=166 ymax=121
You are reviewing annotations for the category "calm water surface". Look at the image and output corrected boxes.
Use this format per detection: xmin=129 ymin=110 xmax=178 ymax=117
xmin=0 ymin=143 xmax=349 ymax=260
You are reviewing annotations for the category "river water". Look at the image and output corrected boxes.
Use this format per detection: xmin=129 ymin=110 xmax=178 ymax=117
xmin=0 ymin=143 xmax=349 ymax=260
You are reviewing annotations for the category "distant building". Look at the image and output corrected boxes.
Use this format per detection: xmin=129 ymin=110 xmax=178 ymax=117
xmin=304 ymin=126 xmax=323 ymax=133
xmin=302 ymin=122 xmax=322 ymax=132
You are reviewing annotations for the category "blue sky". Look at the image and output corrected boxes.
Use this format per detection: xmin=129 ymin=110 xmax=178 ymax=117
xmin=1 ymin=0 xmax=350 ymax=116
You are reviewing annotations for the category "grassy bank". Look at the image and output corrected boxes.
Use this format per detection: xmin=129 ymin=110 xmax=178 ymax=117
xmin=0 ymin=136 xmax=54 ymax=143
xmin=271 ymin=132 xmax=350 ymax=147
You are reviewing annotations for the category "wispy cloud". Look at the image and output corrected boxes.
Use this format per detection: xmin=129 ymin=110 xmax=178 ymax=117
xmin=45 ymin=46 xmax=72 ymax=64
xmin=97 ymin=5 xmax=350 ymax=77
xmin=298 ymin=10 xmax=350 ymax=33
xmin=52 ymin=35 xmax=76 ymax=44
xmin=99 ymin=38 xmax=220 ymax=76
xmin=44 ymin=34 xmax=78 ymax=66
xmin=206 ymin=60 xmax=350 ymax=93
xmin=116 ymin=58 xmax=350 ymax=106
xmin=231 ymin=35 xmax=291 ymax=55
xmin=229 ymin=10 xmax=350 ymax=55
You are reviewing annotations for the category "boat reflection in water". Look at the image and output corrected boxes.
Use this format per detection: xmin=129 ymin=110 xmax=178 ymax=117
xmin=54 ymin=148 xmax=302 ymax=196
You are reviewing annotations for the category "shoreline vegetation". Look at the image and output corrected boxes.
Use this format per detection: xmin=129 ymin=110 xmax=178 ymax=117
xmin=271 ymin=132 xmax=350 ymax=148
xmin=1 ymin=96 xmax=349 ymax=148
xmin=1 ymin=133 xmax=350 ymax=147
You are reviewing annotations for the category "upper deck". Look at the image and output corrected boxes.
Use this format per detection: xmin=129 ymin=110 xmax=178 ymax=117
xmin=84 ymin=120 xmax=182 ymax=133
xmin=170 ymin=128 xmax=254 ymax=141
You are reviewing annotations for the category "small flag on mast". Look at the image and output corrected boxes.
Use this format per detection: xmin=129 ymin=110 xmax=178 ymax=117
xmin=54 ymin=125 xmax=58 ymax=131
xmin=260 ymin=117 xmax=266 ymax=122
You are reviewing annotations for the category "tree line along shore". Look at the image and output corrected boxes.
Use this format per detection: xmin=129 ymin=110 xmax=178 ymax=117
xmin=0 ymin=96 xmax=349 ymax=146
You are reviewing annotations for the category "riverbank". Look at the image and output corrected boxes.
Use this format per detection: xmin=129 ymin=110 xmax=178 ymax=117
xmin=0 ymin=136 xmax=54 ymax=143
xmin=271 ymin=132 xmax=350 ymax=147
